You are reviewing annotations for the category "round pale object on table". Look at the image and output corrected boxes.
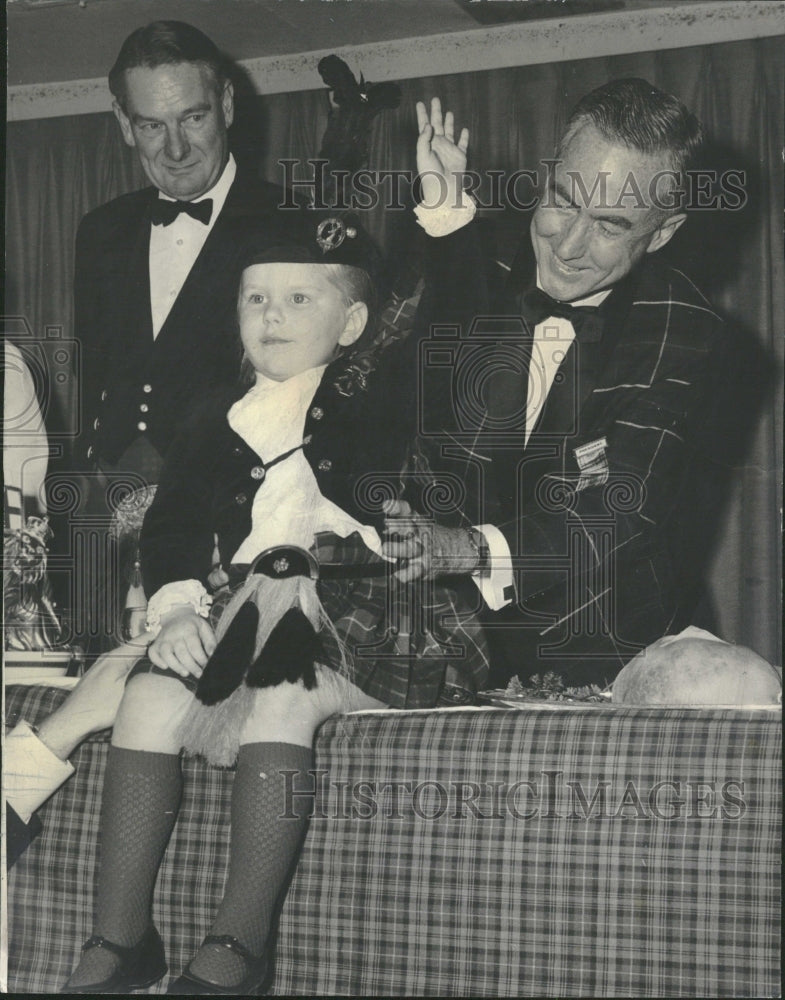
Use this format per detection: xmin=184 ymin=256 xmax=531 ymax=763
xmin=612 ymin=626 xmax=782 ymax=705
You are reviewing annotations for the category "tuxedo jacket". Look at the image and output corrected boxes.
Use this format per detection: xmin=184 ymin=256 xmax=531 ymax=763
xmin=140 ymin=339 xmax=420 ymax=597
xmin=74 ymin=172 xmax=285 ymax=468
xmin=415 ymin=222 xmax=729 ymax=685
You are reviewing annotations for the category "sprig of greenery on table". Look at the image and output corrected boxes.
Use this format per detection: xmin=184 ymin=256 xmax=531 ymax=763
xmin=504 ymin=672 xmax=609 ymax=702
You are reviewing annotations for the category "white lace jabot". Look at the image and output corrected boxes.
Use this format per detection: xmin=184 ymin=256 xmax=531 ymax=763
xmin=228 ymin=366 xmax=382 ymax=564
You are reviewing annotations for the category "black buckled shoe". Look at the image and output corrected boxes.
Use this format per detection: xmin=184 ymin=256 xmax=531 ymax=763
xmin=169 ymin=934 xmax=269 ymax=995
xmin=61 ymin=925 xmax=167 ymax=993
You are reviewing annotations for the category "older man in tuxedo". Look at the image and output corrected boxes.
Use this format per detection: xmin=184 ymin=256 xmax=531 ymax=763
xmin=70 ymin=21 xmax=286 ymax=646
xmin=386 ymin=80 xmax=729 ymax=689
xmin=75 ymin=20 xmax=282 ymax=485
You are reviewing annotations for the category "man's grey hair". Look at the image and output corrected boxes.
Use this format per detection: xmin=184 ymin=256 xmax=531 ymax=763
xmin=559 ymin=77 xmax=704 ymax=180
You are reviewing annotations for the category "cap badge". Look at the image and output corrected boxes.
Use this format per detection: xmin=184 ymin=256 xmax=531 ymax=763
xmin=316 ymin=217 xmax=356 ymax=254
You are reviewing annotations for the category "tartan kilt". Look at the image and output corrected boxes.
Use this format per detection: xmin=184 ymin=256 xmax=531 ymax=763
xmin=210 ymin=531 xmax=490 ymax=710
xmin=316 ymin=574 xmax=488 ymax=709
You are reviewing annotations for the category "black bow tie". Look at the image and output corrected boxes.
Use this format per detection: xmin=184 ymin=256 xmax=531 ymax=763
xmin=150 ymin=198 xmax=213 ymax=227
xmin=521 ymin=287 xmax=603 ymax=342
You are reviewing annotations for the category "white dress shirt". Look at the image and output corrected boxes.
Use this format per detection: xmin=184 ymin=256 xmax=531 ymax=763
xmin=526 ymin=284 xmax=611 ymax=444
xmin=149 ymin=154 xmax=237 ymax=338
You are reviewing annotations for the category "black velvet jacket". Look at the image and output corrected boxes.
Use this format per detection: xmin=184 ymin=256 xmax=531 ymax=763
xmin=140 ymin=338 xmax=419 ymax=598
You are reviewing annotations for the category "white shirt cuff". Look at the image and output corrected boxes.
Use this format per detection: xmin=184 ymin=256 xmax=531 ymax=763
xmin=471 ymin=523 xmax=515 ymax=611
xmin=4 ymin=721 xmax=75 ymax=824
xmin=145 ymin=579 xmax=212 ymax=635
xmin=414 ymin=193 xmax=477 ymax=237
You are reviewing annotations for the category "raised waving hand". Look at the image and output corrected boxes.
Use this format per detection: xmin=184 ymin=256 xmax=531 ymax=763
xmin=415 ymin=97 xmax=470 ymax=208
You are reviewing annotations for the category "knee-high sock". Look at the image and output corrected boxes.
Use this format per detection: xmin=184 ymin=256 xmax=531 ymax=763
xmin=95 ymin=747 xmax=183 ymax=944
xmin=65 ymin=747 xmax=183 ymax=988
xmin=188 ymin=742 xmax=314 ymax=987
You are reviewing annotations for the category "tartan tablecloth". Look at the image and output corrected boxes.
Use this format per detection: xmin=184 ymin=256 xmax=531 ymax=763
xmin=5 ymin=684 xmax=781 ymax=997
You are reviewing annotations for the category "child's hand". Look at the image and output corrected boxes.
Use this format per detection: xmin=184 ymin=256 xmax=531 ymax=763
xmin=415 ymin=97 xmax=470 ymax=208
xmin=148 ymin=607 xmax=217 ymax=679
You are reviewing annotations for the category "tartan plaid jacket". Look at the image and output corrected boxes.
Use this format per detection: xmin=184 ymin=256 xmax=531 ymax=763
xmin=413 ymin=222 xmax=730 ymax=685
xmin=139 ymin=336 xmax=420 ymax=598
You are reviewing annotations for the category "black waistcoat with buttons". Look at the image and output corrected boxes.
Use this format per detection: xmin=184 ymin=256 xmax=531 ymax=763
xmin=140 ymin=338 xmax=418 ymax=598
xmin=74 ymin=174 xmax=286 ymax=468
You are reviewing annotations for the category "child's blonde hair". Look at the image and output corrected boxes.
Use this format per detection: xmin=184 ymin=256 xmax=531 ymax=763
xmin=323 ymin=263 xmax=377 ymax=326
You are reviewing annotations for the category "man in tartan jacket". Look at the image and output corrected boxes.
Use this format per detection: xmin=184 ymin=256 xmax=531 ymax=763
xmin=384 ymin=80 xmax=730 ymax=688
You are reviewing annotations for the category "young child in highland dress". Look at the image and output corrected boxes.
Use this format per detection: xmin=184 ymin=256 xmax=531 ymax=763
xmin=64 ymin=203 xmax=488 ymax=993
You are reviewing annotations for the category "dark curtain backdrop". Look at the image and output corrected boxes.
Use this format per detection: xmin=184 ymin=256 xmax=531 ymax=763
xmin=6 ymin=36 xmax=782 ymax=663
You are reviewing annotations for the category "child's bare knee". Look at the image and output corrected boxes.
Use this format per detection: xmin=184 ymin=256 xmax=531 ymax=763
xmin=240 ymin=669 xmax=383 ymax=745
xmin=241 ymin=679 xmax=339 ymax=745
xmin=113 ymin=673 xmax=192 ymax=751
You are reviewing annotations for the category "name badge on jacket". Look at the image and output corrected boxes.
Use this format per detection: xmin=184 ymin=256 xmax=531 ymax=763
xmin=574 ymin=437 xmax=609 ymax=492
